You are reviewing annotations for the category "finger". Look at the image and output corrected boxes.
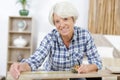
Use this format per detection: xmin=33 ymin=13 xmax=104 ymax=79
xmin=78 ymin=65 xmax=86 ymax=73
xmin=15 ymin=64 xmax=21 ymax=78
xmin=18 ymin=63 xmax=24 ymax=72
xmin=10 ymin=66 xmax=18 ymax=80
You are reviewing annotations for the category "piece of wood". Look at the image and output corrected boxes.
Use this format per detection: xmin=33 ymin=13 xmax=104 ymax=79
xmin=6 ymin=70 xmax=120 ymax=80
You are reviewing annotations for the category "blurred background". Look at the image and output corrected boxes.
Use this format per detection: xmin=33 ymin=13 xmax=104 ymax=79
xmin=1 ymin=1 xmax=120 ymax=79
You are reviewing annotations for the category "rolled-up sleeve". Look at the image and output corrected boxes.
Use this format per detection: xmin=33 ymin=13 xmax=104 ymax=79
xmin=85 ymin=32 xmax=102 ymax=70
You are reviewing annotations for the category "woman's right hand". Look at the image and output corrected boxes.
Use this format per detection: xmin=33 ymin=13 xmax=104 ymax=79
xmin=9 ymin=62 xmax=31 ymax=80
xmin=9 ymin=63 xmax=21 ymax=80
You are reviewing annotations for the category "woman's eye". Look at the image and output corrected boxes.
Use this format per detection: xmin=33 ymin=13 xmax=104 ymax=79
xmin=55 ymin=20 xmax=59 ymax=23
xmin=64 ymin=18 xmax=68 ymax=21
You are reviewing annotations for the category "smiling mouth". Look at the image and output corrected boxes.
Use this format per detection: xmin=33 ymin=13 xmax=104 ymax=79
xmin=61 ymin=27 xmax=69 ymax=32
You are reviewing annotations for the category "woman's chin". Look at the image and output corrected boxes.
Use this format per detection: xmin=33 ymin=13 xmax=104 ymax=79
xmin=61 ymin=32 xmax=69 ymax=36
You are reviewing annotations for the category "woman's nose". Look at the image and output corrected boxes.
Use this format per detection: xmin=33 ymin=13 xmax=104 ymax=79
xmin=59 ymin=21 xmax=65 ymax=27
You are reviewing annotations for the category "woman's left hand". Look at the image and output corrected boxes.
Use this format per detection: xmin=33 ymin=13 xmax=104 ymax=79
xmin=77 ymin=64 xmax=98 ymax=74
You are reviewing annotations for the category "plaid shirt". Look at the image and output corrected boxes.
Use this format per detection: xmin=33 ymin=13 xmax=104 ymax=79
xmin=22 ymin=26 xmax=102 ymax=71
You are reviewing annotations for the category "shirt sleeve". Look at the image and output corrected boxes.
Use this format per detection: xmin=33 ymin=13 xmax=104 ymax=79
xmin=21 ymin=34 xmax=52 ymax=71
xmin=85 ymin=32 xmax=102 ymax=70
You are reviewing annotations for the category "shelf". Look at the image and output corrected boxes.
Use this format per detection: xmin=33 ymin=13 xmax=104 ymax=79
xmin=9 ymin=16 xmax=32 ymax=19
xmin=8 ymin=61 xmax=17 ymax=64
xmin=9 ymin=31 xmax=31 ymax=34
xmin=7 ymin=16 xmax=33 ymax=71
xmin=8 ymin=46 xmax=31 ymax=49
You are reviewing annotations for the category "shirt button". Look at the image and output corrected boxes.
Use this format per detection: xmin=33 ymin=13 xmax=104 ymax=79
xmin=67 ymin=57 xmax=69 ymax=60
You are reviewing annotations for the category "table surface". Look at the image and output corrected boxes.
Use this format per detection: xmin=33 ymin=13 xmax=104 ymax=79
xmin=7 ymin=70 xmax=120 ymax=80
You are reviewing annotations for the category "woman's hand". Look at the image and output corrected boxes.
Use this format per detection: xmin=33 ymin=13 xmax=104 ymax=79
xmin=9 ymin=63 xmax=21 ymax=80
xmin=9 ymin=62 xmax=31 ymax=80
xmin=77 ymin=64 xmax=98 ymax=74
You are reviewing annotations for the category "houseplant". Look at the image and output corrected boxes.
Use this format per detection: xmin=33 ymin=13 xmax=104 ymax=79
xmin=16 ymin=0 xmax=30 ymax=16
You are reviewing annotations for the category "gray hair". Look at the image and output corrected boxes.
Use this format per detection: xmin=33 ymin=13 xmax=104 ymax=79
xmin=49 ymin=1 xmax=79 ymax=26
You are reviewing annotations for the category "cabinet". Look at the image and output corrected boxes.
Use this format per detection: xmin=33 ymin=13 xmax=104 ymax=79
xmin=7 ymin=16 xmax=33 ymax=71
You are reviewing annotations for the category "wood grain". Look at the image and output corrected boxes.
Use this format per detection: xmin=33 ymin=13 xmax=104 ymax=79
xmin=88 ymin=0 xmax=120 ymax=35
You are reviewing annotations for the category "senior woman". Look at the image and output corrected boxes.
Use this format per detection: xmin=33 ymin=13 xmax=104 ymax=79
xmin=10 ymin=1 xmax=102 ymax=80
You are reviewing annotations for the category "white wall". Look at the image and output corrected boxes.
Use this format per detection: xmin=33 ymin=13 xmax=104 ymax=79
xmin=0 ymin=0 xmax=89 ymax=76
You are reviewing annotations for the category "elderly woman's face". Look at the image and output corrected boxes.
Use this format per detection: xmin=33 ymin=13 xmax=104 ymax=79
xmin=53 ymin=14 xmax=74 ymax=37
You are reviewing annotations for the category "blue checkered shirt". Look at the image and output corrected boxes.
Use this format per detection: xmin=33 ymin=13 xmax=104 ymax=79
xmin=22 ymin=26 xmax=102 ymax=71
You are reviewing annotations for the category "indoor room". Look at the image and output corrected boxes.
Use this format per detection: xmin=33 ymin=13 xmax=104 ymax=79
xmin=0 ymin=0 xmax=120 ymax=80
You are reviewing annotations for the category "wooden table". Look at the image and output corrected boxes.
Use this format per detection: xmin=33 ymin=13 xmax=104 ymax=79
xmin=7 ymin=70 xmax=120 ymax=80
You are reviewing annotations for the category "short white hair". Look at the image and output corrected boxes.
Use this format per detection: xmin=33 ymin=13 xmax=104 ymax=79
xmin=49 ymin=1 xmax=79 ymax=26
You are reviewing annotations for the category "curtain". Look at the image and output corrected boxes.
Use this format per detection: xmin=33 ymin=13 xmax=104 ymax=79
xmin=88 ymin=0 xmax=120 ymax=35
